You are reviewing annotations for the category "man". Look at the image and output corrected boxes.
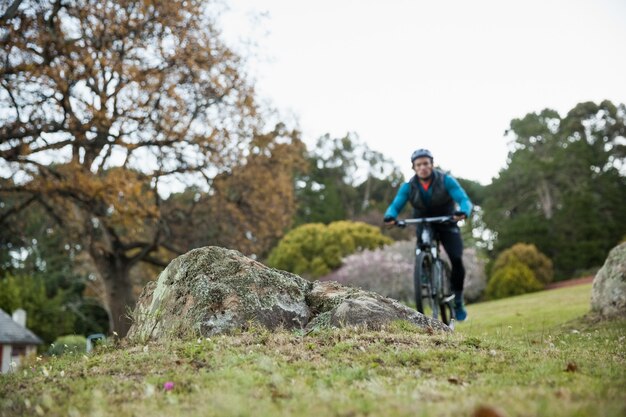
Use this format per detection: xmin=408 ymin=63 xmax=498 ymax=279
xmin=383 ymin=148 xmax=473 ymax=320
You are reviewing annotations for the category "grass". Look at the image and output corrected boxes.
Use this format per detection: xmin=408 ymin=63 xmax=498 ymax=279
xmin=459 ymin=283 xmax=594 ymax=338
xmin=1 ymin=283 xmax=624 ymax=417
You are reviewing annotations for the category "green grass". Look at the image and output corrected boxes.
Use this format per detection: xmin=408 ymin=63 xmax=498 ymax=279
xmin=1 ymin=283 xmax=624 ymax=417
xmin=459 ymin=283 xmax=594 ymax=338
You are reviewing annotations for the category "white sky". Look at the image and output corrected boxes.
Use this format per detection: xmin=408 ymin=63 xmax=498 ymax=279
xmin=220 ymin=0 xmax=626 ymax=185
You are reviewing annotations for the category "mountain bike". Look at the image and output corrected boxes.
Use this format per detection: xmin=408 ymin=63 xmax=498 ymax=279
xmin=395 ymin=216 xmax=456 ymax=328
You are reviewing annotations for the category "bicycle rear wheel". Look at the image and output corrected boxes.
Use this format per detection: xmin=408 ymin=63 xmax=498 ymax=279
xmin=413 ymin=252 xmax=430 ymax=314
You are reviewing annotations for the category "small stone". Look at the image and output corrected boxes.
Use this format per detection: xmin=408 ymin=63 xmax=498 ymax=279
xmin=144 ymin=383 xmax=156 ymax=397
xmin=473 ymin=405 xmax=505 ymax=417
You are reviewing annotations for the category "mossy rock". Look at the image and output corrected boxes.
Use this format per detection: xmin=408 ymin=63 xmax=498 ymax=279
xmin=591 ymin=242 xmax=626 ymax=318
xmin=127 ymin=246 xmax=450 ymax=342
xmin=127 ymin=247 xmax=313 ymax=341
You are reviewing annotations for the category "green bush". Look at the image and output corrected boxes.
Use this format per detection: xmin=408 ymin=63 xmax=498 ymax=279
xmin=48 ymin=335 xmax=87 ymax=356
xmin=485 ymin=261 xmax=543 ymax=299
xmin=492 ymin=243 xmax=554 ymax=285
xmin=266 ymin=221 xmax=393 ymax=278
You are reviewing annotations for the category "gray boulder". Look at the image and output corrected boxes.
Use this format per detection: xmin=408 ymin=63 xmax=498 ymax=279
xmin=591 ymin=242 xmax=626 ymax=318
xmin=306 ymin=281 xmax=443 ymax=331
xmin=461 ymin=247 xmax=487 ymax=303
xmin=439 ymin=246 xmax=486 ymax=302
xmin=127 ymin=246 xmax=449 ymax=342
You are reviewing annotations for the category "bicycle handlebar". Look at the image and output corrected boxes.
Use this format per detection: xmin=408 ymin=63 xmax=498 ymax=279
xmin=395 ymin=215 xmax=456 ymax=228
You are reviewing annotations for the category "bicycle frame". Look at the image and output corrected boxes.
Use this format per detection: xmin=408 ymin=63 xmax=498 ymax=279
xmin=396 ymin=216 xmax=456 ymax=327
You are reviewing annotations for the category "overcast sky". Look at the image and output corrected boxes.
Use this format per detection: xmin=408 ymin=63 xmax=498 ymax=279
xmin=220 ymin=0 xmax=626 ymax=185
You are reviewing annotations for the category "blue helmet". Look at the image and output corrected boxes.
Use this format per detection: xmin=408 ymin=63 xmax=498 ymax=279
xmin=410 ymin=148 xmax=433 ymax=163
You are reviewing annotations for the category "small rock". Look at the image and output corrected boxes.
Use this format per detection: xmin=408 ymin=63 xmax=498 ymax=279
xmin=447 ymin=376 xmax=463 ymax=385
xmin=473 ymin=405 xmax=506 ymax=417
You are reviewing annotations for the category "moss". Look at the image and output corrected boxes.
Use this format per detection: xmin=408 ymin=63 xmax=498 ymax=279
xmin=305 ymin=310 xmax=333 ymax=333
xmin=306 ymin=282 xmax=359 ymax=314
xmin=130 ymin=246 xmax=449 ymax=341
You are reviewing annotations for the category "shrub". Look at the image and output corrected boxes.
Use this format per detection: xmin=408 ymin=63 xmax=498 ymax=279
xmin=492 ymin=243 xmax=554 ymax=285
xmin=485 ymin=261 xmax=543 ymax=299
xmin=321 ymin=240 xmax=416 ymax=302
xmin=48 ymin=335 xmax=87 ymax=356
xmin=320 ymin=240 xmax=487 ymax=303
xmin=266 ymin=221 xmax=393 ymax=278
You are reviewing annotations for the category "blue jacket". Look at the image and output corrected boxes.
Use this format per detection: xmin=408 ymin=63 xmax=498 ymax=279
xmin=384 ymin=172 xmax=473 ymax=219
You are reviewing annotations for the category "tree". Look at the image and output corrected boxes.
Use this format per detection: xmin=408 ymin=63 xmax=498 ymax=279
xmin=0 ymin=274 xmax=76 ymax=344
xmin=0 ymin=0 xmax=297 ymax=335
xmin=0 ymin=199 xmax=110 ymax=336
xmin=162 ymin=125 xmax=306 ymax=259
xmin=482 ymin=101 xmax=626 ymax=279
xmin=294 ymin=133 xmax=403 ymax=225
xmin=456 ymin=177 xmax=487 ymax=207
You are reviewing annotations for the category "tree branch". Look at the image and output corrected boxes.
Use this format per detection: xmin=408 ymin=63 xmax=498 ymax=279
xmin=0 ymin=193 xmax=37 ymax=225
xmin=36 ymin=196 xmax=66 ymax=226
xmin=0 ymin=0 xmax=23 ymax=22
xmin=160 ymin=241 xmax=184 ymax=256
xmin=140 ymin=255 xmax=168 ymax=268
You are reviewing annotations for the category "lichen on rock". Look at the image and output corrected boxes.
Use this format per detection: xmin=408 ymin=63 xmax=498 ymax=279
xmin=127 ymin=246 xmax=450 ymax=342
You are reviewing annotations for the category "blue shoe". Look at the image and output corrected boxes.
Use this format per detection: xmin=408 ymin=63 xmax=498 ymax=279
xmin=453 ymin=291 xmax=467 ymax=321
xmin=454 ymin=302 xmax=467 ymax=321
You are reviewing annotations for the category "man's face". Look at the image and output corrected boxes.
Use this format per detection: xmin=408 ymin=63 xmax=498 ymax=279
xmin=413 ymin=157 xmax=433 ymax=179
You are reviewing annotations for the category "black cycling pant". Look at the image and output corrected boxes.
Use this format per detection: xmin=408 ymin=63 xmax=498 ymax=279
xmin=417 ymin=224 xmax=465 ymax=293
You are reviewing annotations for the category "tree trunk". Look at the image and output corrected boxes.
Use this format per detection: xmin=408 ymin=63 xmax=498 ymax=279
xmin=100 ymin=258 xmax=135 ymax=337
xmin=361 ymin=175 xmax=371 ymax=212
xmin=537 ymin=179 xmax=554 ymax=219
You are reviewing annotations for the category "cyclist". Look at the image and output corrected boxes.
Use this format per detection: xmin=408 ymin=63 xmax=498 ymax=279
xmin=383 ymin=149 xmax=473 ymax=320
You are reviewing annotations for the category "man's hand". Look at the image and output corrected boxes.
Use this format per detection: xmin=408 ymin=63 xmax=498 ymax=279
xmin=383 ymin=216 xmax=396 ymax=226
xmin=453 ymin=211 xmax=467 ymax=222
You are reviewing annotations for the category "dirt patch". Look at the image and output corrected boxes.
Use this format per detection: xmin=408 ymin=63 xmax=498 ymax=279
xmin=545 ymin=276 xmax=593 ymax=290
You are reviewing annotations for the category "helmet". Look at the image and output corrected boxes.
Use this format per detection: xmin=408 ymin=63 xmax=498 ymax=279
xmin=410 ymin=148 xmax=433 ymax=163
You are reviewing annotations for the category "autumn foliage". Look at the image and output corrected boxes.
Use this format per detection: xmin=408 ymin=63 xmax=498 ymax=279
xmin=0 ymin=0 xmax=302 ymax=335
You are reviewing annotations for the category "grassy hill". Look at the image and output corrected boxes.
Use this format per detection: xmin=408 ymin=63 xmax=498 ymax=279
xmin=1 ymin=283 xmax=624 ymax=417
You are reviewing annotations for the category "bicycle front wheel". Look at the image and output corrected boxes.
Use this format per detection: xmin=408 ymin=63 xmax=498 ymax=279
xmin=435 ymin=259 xmax=455 ymax=326
xmin=439 ymin=301 xmax=454 ymax=326
xmin=413 ymin=251 xmax=430 ymax=314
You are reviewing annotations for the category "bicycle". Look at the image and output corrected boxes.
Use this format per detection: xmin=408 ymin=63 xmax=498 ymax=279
xmin=395 ymin=215 xmax=457 ymax=328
